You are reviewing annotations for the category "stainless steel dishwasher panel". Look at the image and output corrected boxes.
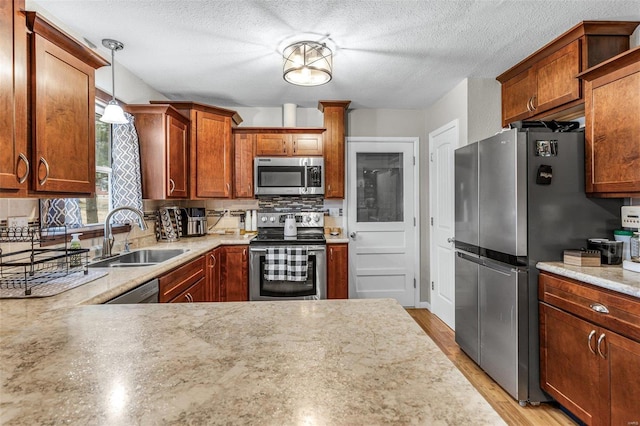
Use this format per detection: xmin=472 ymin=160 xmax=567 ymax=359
xmin=479 ymin=259 xmax=528 ymax=403
xmin=105 ymin=278 xmax=159 ymax=304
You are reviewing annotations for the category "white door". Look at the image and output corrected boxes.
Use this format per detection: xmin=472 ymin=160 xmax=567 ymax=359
xmin=347 ymin=137 xmax=419 ymax=307
xmin=429 ymin=120 xmax=458 ymax=329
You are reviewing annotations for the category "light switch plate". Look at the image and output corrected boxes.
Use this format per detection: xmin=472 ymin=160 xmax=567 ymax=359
xmin=621 ymin=206 xmax=640 ymax=230
xmin=7 ymin=216 xmax=29 ymax=228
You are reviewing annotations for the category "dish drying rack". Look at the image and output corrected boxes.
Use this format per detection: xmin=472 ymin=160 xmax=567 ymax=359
xmin=0 ymin=225 xmax=89 ymax=296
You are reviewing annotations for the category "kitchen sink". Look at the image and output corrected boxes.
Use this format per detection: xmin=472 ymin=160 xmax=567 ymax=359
xmin=88 ymin=249 xmax=189 ymax=268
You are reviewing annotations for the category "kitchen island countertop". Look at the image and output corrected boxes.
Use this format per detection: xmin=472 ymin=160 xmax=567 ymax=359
xmin=537 ymin=261 xmax=640 ymax=298
xmin=0 ymin=298 xmax=504 ymax=425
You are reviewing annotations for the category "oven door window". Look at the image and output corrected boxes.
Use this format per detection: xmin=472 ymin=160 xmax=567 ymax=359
xmin=259 ymin=254 xmax=317 ymax=297
xmin=257 ymin=166 xmax=304 ymax=187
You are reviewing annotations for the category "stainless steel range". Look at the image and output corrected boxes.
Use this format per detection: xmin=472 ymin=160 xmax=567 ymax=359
xmin=249 ymin=212 xmax=326 ymax=301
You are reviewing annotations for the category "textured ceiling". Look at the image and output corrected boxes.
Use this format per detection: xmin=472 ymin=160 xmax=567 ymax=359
xmin=30 ymin=0 xmax=640 ymax=109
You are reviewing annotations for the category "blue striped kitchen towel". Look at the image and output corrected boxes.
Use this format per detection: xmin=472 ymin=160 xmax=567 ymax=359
xmin=286 ymin=247 xmax=308 ymax=282
xmin=264 ymin=247 xmax=287 ymax=281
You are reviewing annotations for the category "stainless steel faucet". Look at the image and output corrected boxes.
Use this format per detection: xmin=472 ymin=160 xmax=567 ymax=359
xmin=102 ymin=206 xmax=148 ymax=258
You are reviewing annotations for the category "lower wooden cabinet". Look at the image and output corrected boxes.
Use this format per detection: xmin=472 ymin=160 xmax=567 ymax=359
xmin=327 ymin=243 xmax=348 ymax=299
xmin=220 ymin=245 xmax=248 ymax=301
xmin=207 ymin=247 xmax=222 ymax=302
xmin=158 ymin=255 xmax=206 ymax=303
xmin=539 ymin=272 xmax=640 ymax=425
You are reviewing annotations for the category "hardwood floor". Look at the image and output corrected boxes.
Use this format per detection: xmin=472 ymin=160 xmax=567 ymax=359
xmin=406 ymin=308 xmax=578 ymax=426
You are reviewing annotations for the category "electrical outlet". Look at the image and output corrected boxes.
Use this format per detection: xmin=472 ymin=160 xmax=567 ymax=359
xmin=7 ymin=216 xmax=28 ymax=228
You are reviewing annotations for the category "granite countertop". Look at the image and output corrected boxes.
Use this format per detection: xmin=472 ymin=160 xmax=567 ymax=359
xmin=0 ymin=298 xmax=504 ymax=425
xmin=537 ymin=261 xmax=640 ymax=298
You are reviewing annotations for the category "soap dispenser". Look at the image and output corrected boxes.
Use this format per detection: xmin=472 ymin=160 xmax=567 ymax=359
xmin=69 ymin=233 xmax=82 ymax=267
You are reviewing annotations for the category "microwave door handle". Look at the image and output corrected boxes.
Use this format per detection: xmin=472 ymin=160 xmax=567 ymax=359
xmin=304 ymin=165 xmax=308 ymax=193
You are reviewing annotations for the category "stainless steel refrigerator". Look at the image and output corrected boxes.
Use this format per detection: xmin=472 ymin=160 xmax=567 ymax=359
xmin=454 ymin=126 xmax=621 ymax=405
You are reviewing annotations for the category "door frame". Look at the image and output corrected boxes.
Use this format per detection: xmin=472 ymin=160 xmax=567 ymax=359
xmin=345 ymin=136 xmax=420 ymax=307
xmin=428 ymin=119 xmax=459 ymax=324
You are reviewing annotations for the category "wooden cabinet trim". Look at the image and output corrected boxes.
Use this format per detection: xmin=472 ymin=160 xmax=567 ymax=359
xmin=233 ymin=127 xmax=325 ymax=134
xmin=150 ymin=100 xmax=242 ymax=125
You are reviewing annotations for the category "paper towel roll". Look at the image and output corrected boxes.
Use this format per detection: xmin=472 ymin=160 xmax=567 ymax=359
xmin=283 ymin=103 xmax=297 ymax=127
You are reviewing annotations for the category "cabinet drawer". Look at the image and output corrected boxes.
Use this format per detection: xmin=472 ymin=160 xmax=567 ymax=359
xmin=159 ymin=255 xmax=205 ymax=302
xmin=168 ymin=277 xmax=206 ymax=303
xmin=539 ymin=272 xmax=640 ymax=342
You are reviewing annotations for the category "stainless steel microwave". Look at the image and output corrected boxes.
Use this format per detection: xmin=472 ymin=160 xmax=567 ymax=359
xmin=254 ymin=157 xmax=324 ymax=195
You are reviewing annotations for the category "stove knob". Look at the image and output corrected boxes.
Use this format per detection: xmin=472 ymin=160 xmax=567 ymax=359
xmin=261 ymin=216 xmax=267 ymax=223
xmin=313 ymin=214 xmax=321 ymax=222
xmin=305 ymin=216 xmax=312 ymax=223
xmin=269 ymin=217 xmax=276 ymax=223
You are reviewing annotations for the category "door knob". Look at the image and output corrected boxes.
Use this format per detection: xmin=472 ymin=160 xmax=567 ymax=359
xmin=447 ymin=237 xmax=455 ymax=243
xmin=350 ymin=232 xmax=357 ymax=239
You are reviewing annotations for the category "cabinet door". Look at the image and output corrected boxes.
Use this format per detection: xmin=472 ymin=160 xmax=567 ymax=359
xmin=159 ymin=255 xmax=205 ymax=302
xmin=31 ymin=33 xmax=96 ymax=194
xmin=0 ymin=0 xmax=28 ymax=194
xmin=167 ymin=115 xmax=188 ymax=198
xmin=292 ymin=134 xmax=323 ymax=156
xmin=169 ymin=277 xmax=206 ymax=303
xmin=206 ymin=247 xmax=221 ymax=302
xmin=535 ymin=40 xmax=581 ymax=114
xmin=539 ymin=302 xmax=602 ymax=425
xmin=327 ymin=244 xmax=348 ymax=299
xmin=195 ymin=111 xmax=232 ymax=197
xmin=256 ymin=134 xmax=289 ymax=156
xmin=584 ymin=63 xmax=640 ymax=196
xmin=221 ymin=245 xmax=248 ymax=302
xmin=234 ymin=133 xmax=255 ymax=198
xmin=320 ymin=102 xmax=349 ymax=199
xmin=604 ymin=329 xmax=640 ymax=426
xmin=501 ymin=67 xmax=535 ymax=126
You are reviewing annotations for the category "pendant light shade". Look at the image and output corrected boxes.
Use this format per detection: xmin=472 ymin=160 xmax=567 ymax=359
xmin=283 ymin=41 xmax=332 ymax=86
xmin=100 ymin=39 xmax=128 ymax=124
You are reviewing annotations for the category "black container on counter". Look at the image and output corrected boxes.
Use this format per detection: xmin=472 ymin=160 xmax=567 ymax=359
xmin=587 ymin=239 xmax=623 ymax=265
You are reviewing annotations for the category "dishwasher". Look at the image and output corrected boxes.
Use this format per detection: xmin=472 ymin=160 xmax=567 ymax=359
xmin=105 ymin=278 xmax=159 ymax=304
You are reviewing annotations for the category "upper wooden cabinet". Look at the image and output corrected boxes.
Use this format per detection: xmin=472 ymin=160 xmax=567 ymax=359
xmin=126 ymin=104 xmax=189 ymax=199
xmin=25 ymin=12 xmax=108 ymax=196
xmin=250 ymin=129 xmax=324 ymax=157
xmin=319 ymin=101 xmax=350 ymax=199
xmin=496 ymin=21 xmax=639 ymax=127
xmin=578 ymin=46 xmax=640 ymax=197
xmin=0 ymin=0 xmax=28 ymax=196
xmin=152 ymin=101 xmax=242 ymax=199
xmin=233 ymin=132 xmax=255 ymax=198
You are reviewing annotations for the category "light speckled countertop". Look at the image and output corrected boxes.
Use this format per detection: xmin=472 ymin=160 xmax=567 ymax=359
xmin=0 ymin=236 xmax=503 ymax=425
xmin=537 ymin=261 xmax=640 ymax=298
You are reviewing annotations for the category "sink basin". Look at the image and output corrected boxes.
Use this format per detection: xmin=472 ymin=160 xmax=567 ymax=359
xmin=89 ymin=249 xmax=189 ymax=268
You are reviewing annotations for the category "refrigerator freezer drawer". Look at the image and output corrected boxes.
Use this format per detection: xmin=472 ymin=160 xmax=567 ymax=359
xmin=454 ymin=252 xmax=480 ymax=364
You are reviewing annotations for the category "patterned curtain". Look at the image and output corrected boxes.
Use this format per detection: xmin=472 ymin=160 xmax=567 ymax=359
xmin=110 ymin=112 xmax=143 ymax=224
xmin=40 ymin=199 xmax=83 ymax=228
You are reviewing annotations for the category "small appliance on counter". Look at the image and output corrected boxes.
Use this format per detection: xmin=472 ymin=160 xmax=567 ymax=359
xmin=587 ymin=239 xmax=623 ymax=265
xmin=180 ymin=208 xmax=207 ymax=237
xmin=622 ymin=206 xmax=640 ymax=272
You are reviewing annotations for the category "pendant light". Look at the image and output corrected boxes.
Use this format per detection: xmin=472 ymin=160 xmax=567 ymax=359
xmin=283 ymin=41 xmax=332 ymax=86
xmin=100 ymin=39 xmax=128 ymax=124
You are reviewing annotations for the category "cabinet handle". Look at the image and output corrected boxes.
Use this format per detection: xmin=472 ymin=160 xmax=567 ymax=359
xmin=169 ymin=178 xmax=175 ymax=194
xmin=210 ymin=253 xmax=216 ymax=268
xmin=17 ymin=153 xmax=30 ymax=184
xmin=330 ymin=247 xmax=333 ymax=260
xmin=530 ymin=95 xmax=537 ymax=111
xmin=587 ymin=330 xmax=596 ymax=355
xmin=590 ymin=303 xmax=609 ymax=314
xmin=597 ymin=333 xmax=606 ymax=359
xmin=283 ymin=141 xmax=286 ymax=153
xmin=248 ymin=183 xmax=252 ymax=194
xmin=243 ymin=248 xmax=246 ymax=259
xmin=526 ymin=97 xmax=533 ymax=112
xmin=293 ymin=140 xmax=297 ymax=153
xmin=38 ymin=157 xmax=50 ymax=186
xmin=226 ymin=183 xmax=230 ymax=194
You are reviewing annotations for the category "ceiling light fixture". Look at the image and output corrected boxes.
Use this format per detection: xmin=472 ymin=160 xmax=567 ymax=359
xmin=283 ymin=41 xmax=332 ymax=86
xmin=99 ymin=38 xmax=128 ymax=124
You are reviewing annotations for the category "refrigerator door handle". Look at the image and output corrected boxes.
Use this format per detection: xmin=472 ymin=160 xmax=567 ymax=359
xmin=457 ymin=251 xmax=482 ymax=264
xmin=481 ymin=258 xmax=519 ymax=277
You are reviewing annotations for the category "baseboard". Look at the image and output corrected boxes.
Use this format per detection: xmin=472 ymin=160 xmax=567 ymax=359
xmin=416 ymin=301 xmax=431 ymax=310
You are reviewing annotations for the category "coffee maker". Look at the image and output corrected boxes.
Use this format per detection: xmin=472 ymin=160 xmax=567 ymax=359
xmin=180 ymin=208 xmax=207 ymax=237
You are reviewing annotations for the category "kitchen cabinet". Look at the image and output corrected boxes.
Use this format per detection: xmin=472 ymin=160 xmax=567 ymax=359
xmin=25 ymin=12 xmax=109 ymax=196
xmin=318 ymin=101 xmax=350 ymax=199
xmin=233 ymin=132 xmax=255 ymax=198
xmin=0 ymin=0 xmax=28 ymax=196
xmin=158 ymin=255 xmax=206 ymax=303
xmin=496 ymin=21 xmax=638 ymax=127
xmin=152 ymin=101 xmax=242 ymax=199
xmin=539 ymin=272 xmax=640 ymax=425
xmin=253 ymin=130 xmax=324 ymax=157
xmin=327 ymin=243 xmax=348 ymax=299
xmin=206 ymin=247 xmax=221 ymax=302
xmin=220 ymin=245 xmax=248 ymax=302
xmin=127 ymin=104 xmax=189 ymax=199
xmin=577 ymin=46 xmax=640 ymax=197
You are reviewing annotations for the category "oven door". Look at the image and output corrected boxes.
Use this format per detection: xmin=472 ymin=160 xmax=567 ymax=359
xmin=249 ymin=245 xmax=326 ymax=300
